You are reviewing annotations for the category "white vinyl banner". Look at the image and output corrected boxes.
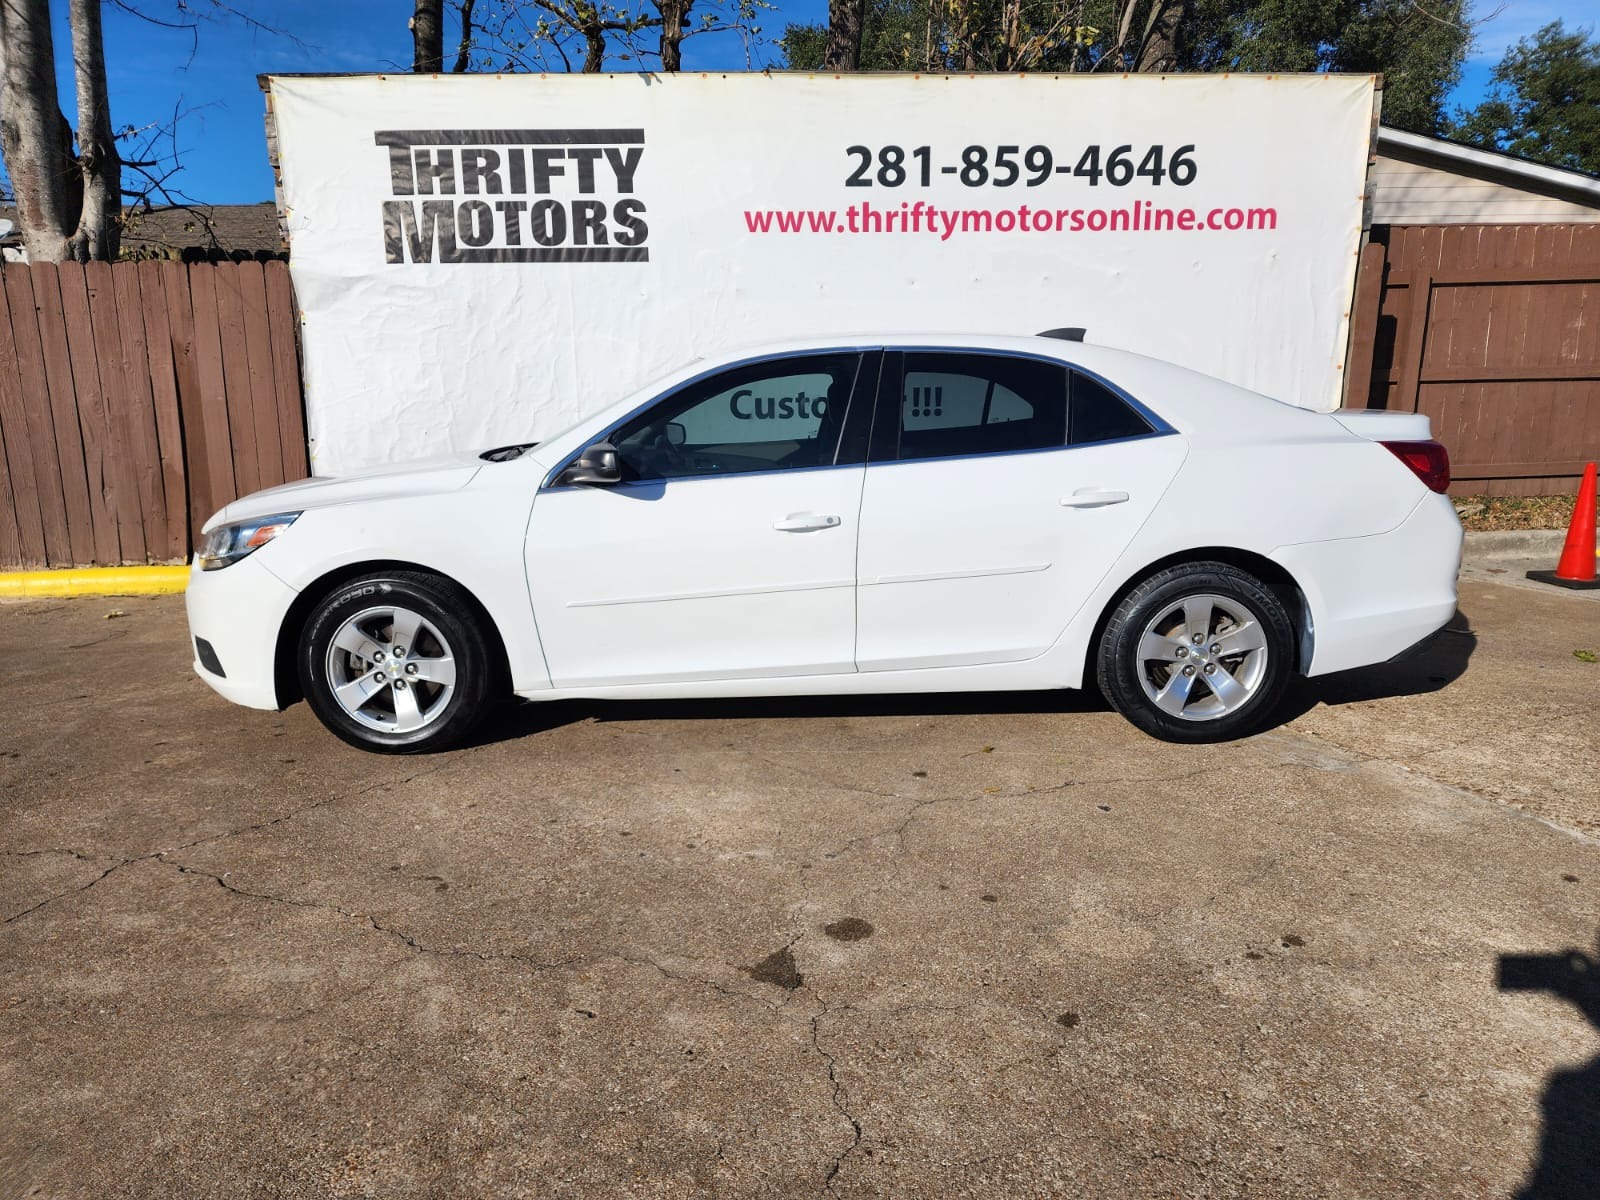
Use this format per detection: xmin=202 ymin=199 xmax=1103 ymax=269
xmin=267 ymin=72 xmax=1377 ymax=476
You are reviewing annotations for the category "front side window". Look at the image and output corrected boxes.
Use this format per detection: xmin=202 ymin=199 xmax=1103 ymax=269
xmin=612 ymin=353 xmax=862 ymax=482
xmin=877 ymin=352 xmax=1068 ymax=463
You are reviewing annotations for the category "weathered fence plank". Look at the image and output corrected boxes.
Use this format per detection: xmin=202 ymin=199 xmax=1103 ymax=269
xmin=0 ymin=277 xmax=52 ymax=566
xmin=237 ymin=260 xmax=286 ymax=494
xmin=159 ymin=260 xmax=213 ymax=542
xmin=136 ymin=262 xmax=191 ymax=563
xmin=1 ymin=268 xmax=72 ymax=564
xmin=111 ymin=261 xmax=171 ymax=561
xmin=187 ymin=265 xmax=238 ymax=513
xmin=1348 ymin=223 xmax=1600 ymax=496
xmin=0 ymin=260 xmax=307 ymax=569
xmin=0 ymin=412 xmax=20 ymax=568
xmin=264 ymin=262 xmax=308 ymax=483
xmin=212 ymin=265 xmax=261 ymax=501
xmin=56 ymin=262 xmax=123 ymax=564
xmin=29 ymin=265 xmax=98 ymax=565
xmin=84 ymin=260 xmax=149 ymax=563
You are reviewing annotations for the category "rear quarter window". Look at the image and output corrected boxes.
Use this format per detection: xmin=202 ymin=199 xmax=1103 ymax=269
xmin=1069 ymin=372 xmax=1155 ymax=446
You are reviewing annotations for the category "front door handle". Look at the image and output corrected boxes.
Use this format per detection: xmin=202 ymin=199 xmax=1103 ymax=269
xmin=1060 ymin=489 xmax=1130 ymax=509
xmin=774 ymin=513 xmax=842 ymax=532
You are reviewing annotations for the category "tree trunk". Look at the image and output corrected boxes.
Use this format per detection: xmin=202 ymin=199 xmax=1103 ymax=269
xmin=0 ymin=0 xmax=80 ymax=261
xmin=1135 ymin=0 xmax=1187 ymax=73
xmin=581 ymin=22 xmax=606 ymax=72
xmin=824 ymin=0 xmax=864 ymax=70
xmin=67 ymin=0 xmax=120 ymax=261
xmin=1000 ymin=0 xmax=1021 ymax=70
xmin=411 ymin=0 xmax=444 ymax=72
xmin=657 ymin=0 xmax=688 ymax=71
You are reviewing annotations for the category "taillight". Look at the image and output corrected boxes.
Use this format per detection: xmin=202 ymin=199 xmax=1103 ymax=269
xmin=1381 ymin=440 xmax=1450 ymax=494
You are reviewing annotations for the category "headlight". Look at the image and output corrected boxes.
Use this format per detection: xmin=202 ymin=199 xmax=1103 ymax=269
xmin=197 ymin=512 xmax=300 ymax=571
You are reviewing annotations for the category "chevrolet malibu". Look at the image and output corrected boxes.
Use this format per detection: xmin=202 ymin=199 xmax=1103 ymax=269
xmin=186 ymin=333 xmax=1462 ymax=753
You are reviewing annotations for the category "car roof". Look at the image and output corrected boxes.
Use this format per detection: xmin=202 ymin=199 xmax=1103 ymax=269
xmin=710 ymin=333 xmax=1331 ymax=440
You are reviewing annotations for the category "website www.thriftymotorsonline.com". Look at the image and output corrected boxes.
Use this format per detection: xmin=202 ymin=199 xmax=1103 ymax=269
xmin=744 ymin=200 xmax=1279 ymax=240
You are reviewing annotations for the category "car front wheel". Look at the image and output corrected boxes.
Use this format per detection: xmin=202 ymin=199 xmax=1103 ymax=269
xmin=1096 ymin=561 xmax=1295 ymax=743
xmin=299 ymin=571 xmax=494 ymax=753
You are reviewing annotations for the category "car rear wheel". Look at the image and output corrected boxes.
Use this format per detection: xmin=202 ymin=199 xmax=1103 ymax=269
xmin=1096 ymin=561 xmax=1295 ymax=743
xmin=299 ymin=571 xmax=494 ymax=753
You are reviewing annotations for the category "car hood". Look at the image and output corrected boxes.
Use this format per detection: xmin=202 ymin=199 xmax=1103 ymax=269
xmin=206 ymin=452 xmax=486 ymax=531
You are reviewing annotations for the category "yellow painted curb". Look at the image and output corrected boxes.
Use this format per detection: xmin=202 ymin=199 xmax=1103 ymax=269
xmin=0 ymin=565 xmax=190 ymax=598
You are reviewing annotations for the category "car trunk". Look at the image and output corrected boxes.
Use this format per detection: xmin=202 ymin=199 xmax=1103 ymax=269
xmin=1331 ymin=409 xmax=1434 ymax=441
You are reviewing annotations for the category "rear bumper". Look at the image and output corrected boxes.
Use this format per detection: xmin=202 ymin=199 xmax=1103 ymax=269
xmin=184 ymin=554 xmax=300 ymax=710
xmin=1277 ymin=494 xmax=1462 ymax=677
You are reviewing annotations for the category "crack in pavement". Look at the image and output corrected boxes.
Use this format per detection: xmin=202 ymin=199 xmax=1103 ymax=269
xmin=154 ymin=854 xmax=799 ymax=1020
xmin=2 ymin=847 xmax=103 ymax=862
xmin=752 ymin=755 xmax=910 ymax=803
xmin=808 ymin=991 xmax=865 ymax=1197
xmin=815 ymin=767 xmax=1216 ymax=867
xmin=0 ymin=763 xmax=454 ymax=927
xmin=0 ymin=857 xmax=134 ymax=926
xmin=167 ymin=857 xmax=587 ymax=970
xmin=65 ymin=628 xmax=132 ymax=651
xmin=604 ymin=950 xmax=790 ymax=1012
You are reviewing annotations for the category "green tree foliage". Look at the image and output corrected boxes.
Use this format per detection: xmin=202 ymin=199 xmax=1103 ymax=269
xmin=783 ymin=0 xmax=955 ymax=72
xmin=1448 ymin=22 xmax=1600 ymax=175
xmin=1187 ymin=0 xmax=1468 ymax=133
xmin=781 ymin=0 xmax=1468 ymax=133
xmin=783 ymin=0 xmax=1175 ymax=75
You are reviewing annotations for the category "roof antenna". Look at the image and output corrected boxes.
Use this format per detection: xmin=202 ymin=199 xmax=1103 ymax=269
xmin=1037 ymin=327 xmax=1086 ymax=342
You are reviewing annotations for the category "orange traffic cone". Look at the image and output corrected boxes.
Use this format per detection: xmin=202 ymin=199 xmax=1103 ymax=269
xmin=1527 ymin=462 xmax=1600 ymax=590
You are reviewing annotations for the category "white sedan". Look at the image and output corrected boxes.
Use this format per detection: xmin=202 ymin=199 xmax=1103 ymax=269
xmin=185 ymin=334 xmax=1462 ymax=752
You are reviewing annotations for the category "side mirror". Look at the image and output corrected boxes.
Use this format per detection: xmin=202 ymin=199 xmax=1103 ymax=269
xmin=664 ymin=421 xmax=686 ymax=448
xmin=555 ymin=441 xmax=621 ymax=487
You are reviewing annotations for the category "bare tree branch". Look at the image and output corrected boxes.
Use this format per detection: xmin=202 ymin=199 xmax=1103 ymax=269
xmin=178 ymin=0 xmax=312 ymax=51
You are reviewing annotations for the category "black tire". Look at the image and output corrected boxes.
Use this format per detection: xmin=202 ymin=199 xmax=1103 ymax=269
xmin=298 ymin=570 xmax=496 ymax=754
xmin=1095 ymin=561 xmax=1295 ymax=744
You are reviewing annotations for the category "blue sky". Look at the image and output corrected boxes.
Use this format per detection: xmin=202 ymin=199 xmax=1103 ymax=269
xmin=43 ymin=0 xmax=1600 ymax=205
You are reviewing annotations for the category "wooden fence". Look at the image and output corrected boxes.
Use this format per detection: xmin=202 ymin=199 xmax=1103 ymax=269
xmin=1346 ymin=223 xmax=1600 ymax=496
xmin=0 ymin=260 xmax=308 ymax=570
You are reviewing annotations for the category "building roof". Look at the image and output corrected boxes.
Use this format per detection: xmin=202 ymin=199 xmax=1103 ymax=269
xmin=1376 ymin=127 xmax=1600 ymax=212
xmin=0 ymin=202 xmax=286 ymax=260
xmin=121 ymin=202 xmax=286 ymax=258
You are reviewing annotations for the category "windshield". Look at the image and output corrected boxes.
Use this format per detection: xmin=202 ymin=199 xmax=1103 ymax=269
xmin=529 ymin=357 xmax=706 ymax=450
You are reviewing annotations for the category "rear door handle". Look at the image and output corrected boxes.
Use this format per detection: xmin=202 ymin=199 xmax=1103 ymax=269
xmin=774 ymin=513 xmax=842 ymax=532
xmin=1060 ymin=489 xmax=1130 ymax=509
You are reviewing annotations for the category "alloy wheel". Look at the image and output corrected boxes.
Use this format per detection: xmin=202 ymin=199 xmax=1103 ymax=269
xmin=324 ymin=605 xmax=458 ymax=734
xmin=1135 ymin=592 xmax=1270 ymax=722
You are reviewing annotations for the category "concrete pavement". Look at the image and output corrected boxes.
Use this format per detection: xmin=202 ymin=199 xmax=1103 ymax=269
xmin=2 ymin=578 xmax=1597 ymax=1198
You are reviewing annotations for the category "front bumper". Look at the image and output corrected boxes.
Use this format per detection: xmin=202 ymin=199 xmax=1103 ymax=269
xmin=184 ymin=553 xmax=300 ymax=710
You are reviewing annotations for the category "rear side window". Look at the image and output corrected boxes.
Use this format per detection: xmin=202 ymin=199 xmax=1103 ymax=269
xmin=877 ymin=352 xmax=1068 ymax=463
xmin=1070 ymin=371 xmax=1154 ymax=445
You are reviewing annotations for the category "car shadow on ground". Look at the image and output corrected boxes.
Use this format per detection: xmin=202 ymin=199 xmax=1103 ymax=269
xmin=1498 ymin=931 xmax=1600 ymax=1199
xmin=464 ymin=680 xmax=1110 ymax=749
xmin=461 ymin=609 xmax=1478 ymax=749
xmin=1276 ymin=607 xmax=1478 ymax=723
